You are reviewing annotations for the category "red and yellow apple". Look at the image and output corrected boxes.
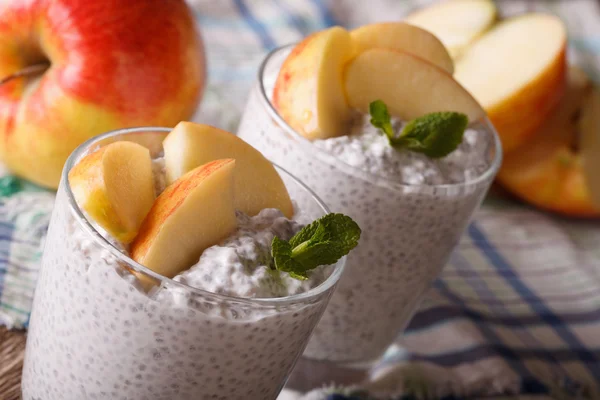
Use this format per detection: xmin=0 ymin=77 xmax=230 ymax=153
xmin=454 ymin=14 xmax=567 ymax=153
xmin=68 ymin=141 xmax=156 ymax=243
xmin=163 ymin=122 xmax=294 ymax=218
xmin=405 ymin=0 xmax=497 ymax=59
xmin=497 ymin=67 xmax=600 ymax=217
xmin=130 ymin=159 xmax=238 ymax=278
xmin=0 ymin=0 xmax=205 ymax=189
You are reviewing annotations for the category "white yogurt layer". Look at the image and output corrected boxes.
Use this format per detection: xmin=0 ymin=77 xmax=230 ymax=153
xmin=313 ymin=114 xmax=491 ymax=185
xmin=173 ymin=209 xmax=328 ymax=298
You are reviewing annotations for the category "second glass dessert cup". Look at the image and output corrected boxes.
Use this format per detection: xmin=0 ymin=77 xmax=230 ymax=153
xmin=21 ymin=127 xmax=346 ymax=400
xmin=237 ymin=45 xmax=503 ymax=377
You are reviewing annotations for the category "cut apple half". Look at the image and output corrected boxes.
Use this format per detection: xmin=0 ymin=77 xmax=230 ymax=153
xmin=343 ymin=48 xmax=485 ymax=122
xmin=497 ymin=67 xmax=600 ymax=217
xmin=163 ymin=122 xmax=294 ymax=218
xmin=405 ymin=0 xmax=497 ymax=59
xmin=68 ymin=141 xmax=156 ymax=243
xmin=454 ymin=13 xmax=567 ymax=152
xmin=130 ymin=159 xmax=237 ymax=278
xmin=273 ymin=26 xmax=355 ymax=139
xmin=350 ymin=22 xmax=454 ymax=74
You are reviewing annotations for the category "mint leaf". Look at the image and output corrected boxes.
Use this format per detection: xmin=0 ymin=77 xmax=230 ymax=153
xmin=271 ymin=213 xmax=361 ymax=280
xmin=271 ymin=237 xmax=309 ymax=280
xmin=368 ymin=100 xmax=468 ymax=158
xmin=398 ymin=111 xmax=468 ymax=158
xmin=369 ymin=100 xmax=395 ymax=143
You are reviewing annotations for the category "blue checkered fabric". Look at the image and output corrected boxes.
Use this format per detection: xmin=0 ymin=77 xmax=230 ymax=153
xmin=1 ymin=1 xmax=599 ymax=399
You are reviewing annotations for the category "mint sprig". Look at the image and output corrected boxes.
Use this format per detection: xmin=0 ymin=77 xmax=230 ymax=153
xmin=271 ymin=213 xmax=361 ymax=280
xmin=369 ymin=100 xmax=468 ymax=158
xmin=369 ymin=100 xmax=395 ymax=142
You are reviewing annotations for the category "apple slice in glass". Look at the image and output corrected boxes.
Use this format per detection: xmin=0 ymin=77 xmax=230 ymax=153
xmin=350 ymin=22 xmax=454 ymax=74
xmin=68 ymin=141 xmax=156 ymax=243
xmin=163 ymin=122 xmax=294 ymax=218
xmin=344 ymin=48 xmax=485 ymax=122
xmin=130 ymin=159 xmax=237 ymax=278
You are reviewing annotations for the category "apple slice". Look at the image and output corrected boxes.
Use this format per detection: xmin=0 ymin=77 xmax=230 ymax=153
xmin=343 ymin=48 xmax=485 ymax=122
xmin=163 ymin=122 xmax=294 ymax=218
xmin=404 ymin=0 xmax=497 ymax=59
xmin=130 ymin=159 xmax=237 ymax=278
xmin=454 ymin=14 xmax=567 ymax=152
xmin=68 ymin=142 xmax=155 ymax=243
xmin=580 ymin=84 xmax=600 ymax=209
xmin=497 ymin=66 xmax=600 ymax=217
xmin=273 ymin=26 xmax=355 ymax=139
xmin=350 ymin=22 xmax=454 ymax=74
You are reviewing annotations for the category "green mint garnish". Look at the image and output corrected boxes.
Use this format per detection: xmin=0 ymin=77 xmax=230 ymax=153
xmin=369 ymin=100 xmax=468 ymax=158
xmin=369 ymin=100 xmax=395 ymax=142
xmin=271 ymin=213 xmax=361 ymax=280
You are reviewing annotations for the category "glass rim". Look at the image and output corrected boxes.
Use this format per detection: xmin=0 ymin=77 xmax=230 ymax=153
xmin=62 ymin=126 xmax=346 ymax=308
xmin=256 ymin=44 xmax=504 ymax=192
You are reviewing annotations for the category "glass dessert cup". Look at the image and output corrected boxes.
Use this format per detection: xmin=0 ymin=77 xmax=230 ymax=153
xmin=237 ymin=45 xmax=503 ymax=384
xmin=21 ymin=127 xmax=346 ymax=400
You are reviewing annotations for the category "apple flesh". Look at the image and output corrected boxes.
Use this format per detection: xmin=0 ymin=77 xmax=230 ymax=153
xmin=130 ymin=159 xmax=237 ymax=279
xmin=454 ymin=14 xmax=567 ymax=153
xmin=163 ymin=122 xmax=294 ymax=218
xmin=273 ymin=26 xmax=355 ymax=140
xmin=405 ymin=0 xmax=497 ymax=59
xmin=68 ymin=142 xmax=156 ymax=243
xmin=343 ymin=48 xmax=485 ymax=122
xmin=497 ymin=67 xmax=600 ymax=217
xmin=0 ymin=0 xmax=205 ymax=188
xmin=350 ymin=22 xmax=454 ymax=74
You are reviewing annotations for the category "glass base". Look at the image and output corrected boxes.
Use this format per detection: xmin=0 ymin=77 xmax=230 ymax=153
xmin=284 ymin=356 xmax=376 ymax=393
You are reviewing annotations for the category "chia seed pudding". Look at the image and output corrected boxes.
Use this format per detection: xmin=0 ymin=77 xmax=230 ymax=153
xmin=236 ymin=45 xmax=501 ymax=364
xmin=22 ymin=128 xmax=345 ymax=400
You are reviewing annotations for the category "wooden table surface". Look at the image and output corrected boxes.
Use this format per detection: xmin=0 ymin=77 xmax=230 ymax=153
xmin=0 ymin=327 xmax=26 ymax=400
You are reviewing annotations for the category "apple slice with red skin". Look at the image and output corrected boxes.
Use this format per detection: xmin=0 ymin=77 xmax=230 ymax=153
xmin=350 ymin=22 xmax=454 ymax=74
xmin=497 ymin=67 xmax=600 ymax=217
xmin=343 ymin=48 xmax=485 ymax=122
xmin=0 ymin=0 xmax=205 ymax=188
xmin=68 ymin=141 xmax=156 ymax=243
xmin=163 ymin=122 xmax=294 ymax=218
xmin=130 ymin=159 xmax=237 ymax=279
xmin=273 ymin=26 xmax=355 ymax=140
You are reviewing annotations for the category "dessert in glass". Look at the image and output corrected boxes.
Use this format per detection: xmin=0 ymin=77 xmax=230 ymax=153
xmin=22 ymin=123 xmax=359 ymax=400
xmin=237 ymin=23 xmax=502 ymax=375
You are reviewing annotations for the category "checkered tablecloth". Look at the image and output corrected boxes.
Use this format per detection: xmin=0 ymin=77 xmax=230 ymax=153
xmin=1 ymin=1 xmax=599 ymax=399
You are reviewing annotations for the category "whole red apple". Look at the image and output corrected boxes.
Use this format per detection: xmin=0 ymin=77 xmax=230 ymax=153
xmin=0 ymin=0 xmax=205 ymax=188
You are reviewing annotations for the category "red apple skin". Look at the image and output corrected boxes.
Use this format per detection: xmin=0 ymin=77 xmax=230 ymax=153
xmin=0 ymin=0 xmax=205 ymax=188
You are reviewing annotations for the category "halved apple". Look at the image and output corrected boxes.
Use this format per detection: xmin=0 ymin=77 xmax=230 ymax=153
xmin=68 ymin=141 xmax=155 ymax=243
xmin=405 ymin=0 xmax=497 ymax=59
xmin=454 ymin=14 xmax=567 ymax=152
xmin=273 ymin=26 xmax=355 ymax=139
xmin=343 ymin=48 xmax=485 ymax=122
xmin=497 ymin=67 xmax=600 ymax=217
xmin=350 ymin=22 xmax=454 ymax=74
xmin=130 ymin=159 xmax=237 ymax=278
xmin=163 ymin=122 xmax=294 ymax=218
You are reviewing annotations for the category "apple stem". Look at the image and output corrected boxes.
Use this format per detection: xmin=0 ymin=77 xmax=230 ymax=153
xmin=0 ymin=63 xmax=50 ymax=86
